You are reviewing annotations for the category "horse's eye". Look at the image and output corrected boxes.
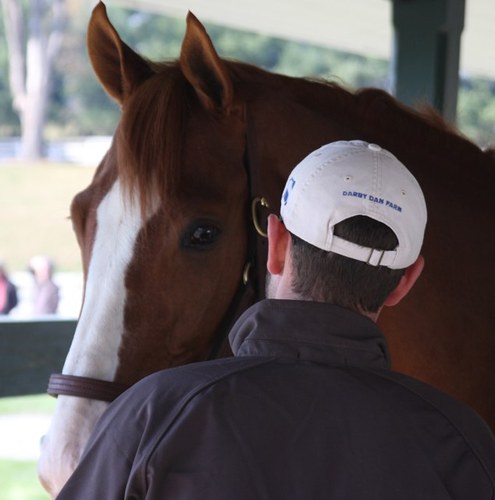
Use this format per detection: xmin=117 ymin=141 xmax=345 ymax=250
xmin=183 ymin=223 xmax=221 ymax=249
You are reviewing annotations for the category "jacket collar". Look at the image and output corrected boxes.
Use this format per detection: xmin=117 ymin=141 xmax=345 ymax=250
xmin=229 ymin=299 xmax=391 ymax=370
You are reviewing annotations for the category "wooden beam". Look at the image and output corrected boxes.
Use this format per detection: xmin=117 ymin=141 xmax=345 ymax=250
xmin=391 ymin=0 xmax=465 ymax=123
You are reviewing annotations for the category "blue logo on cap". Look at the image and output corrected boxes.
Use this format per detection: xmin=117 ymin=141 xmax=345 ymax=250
xmin=283 ymin=177 xmax=296 ymax=205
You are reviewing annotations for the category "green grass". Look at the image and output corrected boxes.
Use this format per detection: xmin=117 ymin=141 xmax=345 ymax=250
xmin=0 ymin=162 xmax=96 ymax=497
xmin=0 ymin=161 xmax=96 ymax=272
xmin=0 ymin=394 xmax=57 ymax=415
xmin=0 ymin=395 xmax=57 ymax=500
xmin=0 ymin=161 xmax=96 ymax=496
xmin=0 ymin=460 xmax=50 ymax=500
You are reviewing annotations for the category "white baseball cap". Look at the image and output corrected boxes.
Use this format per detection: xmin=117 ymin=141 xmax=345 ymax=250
xmin=280 ymin=140 xmax=427 ymax=269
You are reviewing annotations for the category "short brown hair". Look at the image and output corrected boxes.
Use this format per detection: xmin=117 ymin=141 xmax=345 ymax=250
xmin=290 ymin=216 xmax=405 ymax=313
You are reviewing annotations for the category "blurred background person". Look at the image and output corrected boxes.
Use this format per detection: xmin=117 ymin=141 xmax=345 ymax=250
xmin=0 ymin=260 xmax=18 ymax=315
xmin=29 ymin=255 xmax=59 ymax=315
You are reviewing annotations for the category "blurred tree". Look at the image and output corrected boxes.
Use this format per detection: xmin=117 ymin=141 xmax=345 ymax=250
xmin=458 ymin=77 xmax=495 ymax=148
xmin=0 ymin=12 xmax=19 ymax=136
xmin=1 ymin=0 xmax=66 ymax=159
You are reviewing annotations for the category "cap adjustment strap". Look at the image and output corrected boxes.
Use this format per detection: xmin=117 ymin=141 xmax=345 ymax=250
xmin=330 ymin=235 xmax=398 ymax=268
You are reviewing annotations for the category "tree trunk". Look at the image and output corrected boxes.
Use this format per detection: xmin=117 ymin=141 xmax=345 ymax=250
xmin=1 ymin=0 xmax=66 ymax=160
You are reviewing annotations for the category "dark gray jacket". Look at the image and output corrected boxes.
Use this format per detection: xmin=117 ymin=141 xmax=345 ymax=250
xmin=57 ymin=300 xmax=495 ymax=499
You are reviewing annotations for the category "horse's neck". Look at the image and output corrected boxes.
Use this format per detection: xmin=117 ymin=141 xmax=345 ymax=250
xmin=247 ymin=69 xmax=489 ymax=182
xmin=244 ymin=80 xmax=357 ymax=209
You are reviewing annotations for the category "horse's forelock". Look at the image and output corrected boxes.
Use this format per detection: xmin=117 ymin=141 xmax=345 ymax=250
xmin=117 ymin=63 xmax=190 ymax=215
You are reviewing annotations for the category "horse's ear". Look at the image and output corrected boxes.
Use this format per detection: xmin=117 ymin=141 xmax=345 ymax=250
xmin=87 ymin=2 xmax=154 ymax=104
xmin=180 ymin=12 xmax=234 ymax=113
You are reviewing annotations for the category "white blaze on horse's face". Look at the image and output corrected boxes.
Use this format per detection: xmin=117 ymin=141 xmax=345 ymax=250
xmin=64 ymin=179 xmax=145 ymax=378
xmin=39 ymin=179 xmax=155 ymax=497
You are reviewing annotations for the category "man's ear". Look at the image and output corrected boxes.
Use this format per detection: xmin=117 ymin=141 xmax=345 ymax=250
xmin=383 ymin=255 xmax=424 ymax=307
xmin=266 ymin=215 xmax=290 ymax=275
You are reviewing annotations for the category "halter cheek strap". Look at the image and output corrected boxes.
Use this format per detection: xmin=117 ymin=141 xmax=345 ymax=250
xmin=206 ymin=117 xmax=270 ymax=359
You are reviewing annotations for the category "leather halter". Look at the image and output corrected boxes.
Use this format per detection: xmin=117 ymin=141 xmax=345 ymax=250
xmin=47 ymin=106 xmax=270 ymax=403
xmin=47 ymin=374 xmax=129 ymax=402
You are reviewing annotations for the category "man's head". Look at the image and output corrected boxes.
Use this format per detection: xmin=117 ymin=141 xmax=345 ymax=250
xmin=266 ymin=140 xmax=427 ymax=316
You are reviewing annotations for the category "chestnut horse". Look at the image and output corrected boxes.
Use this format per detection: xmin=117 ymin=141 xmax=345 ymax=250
xmin=39 ymin=2 xmax=495 ymax=496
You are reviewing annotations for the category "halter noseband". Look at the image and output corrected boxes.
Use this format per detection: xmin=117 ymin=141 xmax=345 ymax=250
xmin=47 ymin=374 xmax=129 ymax=401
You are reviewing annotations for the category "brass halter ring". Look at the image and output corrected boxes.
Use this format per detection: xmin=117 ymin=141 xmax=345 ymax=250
xmin=251 ymin=196 xmax=269 ymax=238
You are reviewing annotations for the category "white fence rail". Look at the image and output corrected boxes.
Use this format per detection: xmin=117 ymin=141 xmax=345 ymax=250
xmin=0 ymin=136 xmax=112 ymax=165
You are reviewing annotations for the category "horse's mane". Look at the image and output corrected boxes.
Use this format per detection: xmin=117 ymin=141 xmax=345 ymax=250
xmin=116 ymin=57 xmax=494 ymax=214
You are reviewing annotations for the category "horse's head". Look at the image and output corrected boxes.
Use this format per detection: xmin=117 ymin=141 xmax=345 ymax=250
xmin=71 ymin=10 xmax=251 ymax=379
xmin=39 ymin=4 xmax=255 ymax=495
